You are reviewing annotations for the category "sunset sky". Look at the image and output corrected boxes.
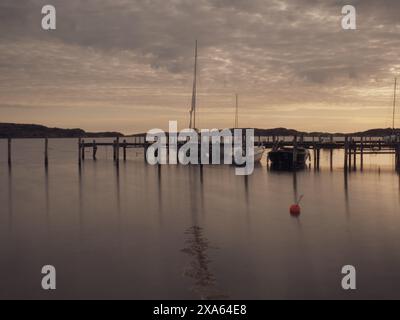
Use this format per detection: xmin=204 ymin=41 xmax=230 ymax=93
xmin=1 ymin=0 xmax=400 ymax=134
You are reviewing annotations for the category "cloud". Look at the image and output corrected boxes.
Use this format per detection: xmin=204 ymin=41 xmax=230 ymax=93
xmin=1 ymin=0 xmax=400 ymax=132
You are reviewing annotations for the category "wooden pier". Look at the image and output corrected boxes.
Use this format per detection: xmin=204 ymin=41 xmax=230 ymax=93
xmin=4 ymin=134 xmax=400 ymax=172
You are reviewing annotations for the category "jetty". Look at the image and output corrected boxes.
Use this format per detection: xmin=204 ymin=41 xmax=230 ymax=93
xmin=4 ymin=133 xmax=400 ymax=172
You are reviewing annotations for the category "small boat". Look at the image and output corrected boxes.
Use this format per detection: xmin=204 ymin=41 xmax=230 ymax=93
xmin=268 ymin=146 xmax=310 ymax=169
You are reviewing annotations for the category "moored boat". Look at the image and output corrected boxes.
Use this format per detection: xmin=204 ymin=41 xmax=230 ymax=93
xmin=268 ymin=146 xmax=310 ymax=169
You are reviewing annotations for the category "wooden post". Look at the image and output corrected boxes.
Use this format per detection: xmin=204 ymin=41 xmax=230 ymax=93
xmin=353 ymin=142 xmax=357 ymax=171
xmin=144 ymin=142 xmax=149 ymax=162
xmin=317 ymin=147 xmax=320 ymax=170
xmin=44 ymin=138 xmax=49 ymax=167
xmin=313 ymin=144 xmax=317 ymax=170
xmin=81 ymin=139 xmax=85 ymax=160
xmin=293 ymin=135 xmax=298 ymax=170
xmin=360 ymin=137 xmax=364 ymax=171
xmin=7 ymin=138 xmax=11 ymax=166
xmin=113 ymin=140 xmax=116 ymax=161
xmin=116 ymin=137 xmax=120 ymax=162
xmin=123 ymin=139 xmax=127 ymax=161
xmin=92 ymin=140 xmax=97 ymax=160
xmin=78 ymin=138 xmax=82 ymax=165
xmin=348 ymin=139 xmax=352 ymax=172
xmin=344 ymin=136 xmax=348 ymax=171
xmin=330 ymin=135 xmax=333 ymax=171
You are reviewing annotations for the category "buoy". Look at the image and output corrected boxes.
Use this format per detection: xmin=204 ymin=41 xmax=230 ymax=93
xmin=290 ymin=204 xmax=301 ymax=216
xmin=290 ymin=195 xmax=303 ymax=216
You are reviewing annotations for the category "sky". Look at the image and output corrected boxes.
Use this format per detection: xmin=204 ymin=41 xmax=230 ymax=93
xmin=1 ymin=0 xmax=400 ymax=134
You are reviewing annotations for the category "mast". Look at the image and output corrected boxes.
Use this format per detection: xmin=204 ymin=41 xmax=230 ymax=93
xmin=235 ymin=93 xmax=239 ymax=129
xmin=189 ymin=40 xmax=198 ymax=129
xmin=393 ymin=77 xmax=397 ymax=133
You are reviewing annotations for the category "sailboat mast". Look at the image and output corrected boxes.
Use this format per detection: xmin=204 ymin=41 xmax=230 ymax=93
xmin=189 ymin=40 xmax=198 ymax=130
xmin=393 ymin=77 xmax=397 ymax=132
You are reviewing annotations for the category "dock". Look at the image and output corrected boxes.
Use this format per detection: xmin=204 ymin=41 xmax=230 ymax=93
xmin=4 ymin=134 xmax=400 ymax=172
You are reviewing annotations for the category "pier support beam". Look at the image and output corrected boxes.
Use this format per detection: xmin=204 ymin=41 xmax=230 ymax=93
xmin=330 ymin=136 xmax=333 ymax=171
xmin=7 ymin=138 xmax=11 ymax=166
xmin=82 ymin=139 xmax=85 ymax=160
xmin=396 ymin=144 xmax=400 ymax=171
xmin=123 ymin=139 xmax=127 ymax=161
xmin=44 ymin=138 xmax=49 ymax=167
xmin=92 ymin=140 xmax=97 ymax=160
xmin=78 ymin=138 xmax=82 ymax=165
xmin=292 ymin=135 xmax=298 ymax=170
xmin=360 ymin=137 xmax=364 ymax=171
xmin=313 ymin=144 xmax=317 ymax=170
xmin=344 ymin=136 xmax=348 ymax=171
xmin=116 ymin=137 xmax=120 ymax=162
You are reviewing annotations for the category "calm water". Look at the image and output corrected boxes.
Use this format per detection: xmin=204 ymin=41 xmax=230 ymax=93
xmin=0 ymin=138 xmax=400 ymax=299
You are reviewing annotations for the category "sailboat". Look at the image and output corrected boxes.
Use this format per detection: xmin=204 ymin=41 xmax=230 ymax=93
xmin=187 ymin=41 xmax=264 ymax=165
xmin=385 ymin=77 xmax=398 ymax=142
xmin=188 ymin=41 xmax=198 ymax=131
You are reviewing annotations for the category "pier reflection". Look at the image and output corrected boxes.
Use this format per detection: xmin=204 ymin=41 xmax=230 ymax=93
xmin=7 ymin=166 xmax=13 ymax=231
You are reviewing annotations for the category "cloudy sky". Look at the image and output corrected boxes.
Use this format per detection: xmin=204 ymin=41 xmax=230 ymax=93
xmin=1 ymin=0 xmax=400 ymax=134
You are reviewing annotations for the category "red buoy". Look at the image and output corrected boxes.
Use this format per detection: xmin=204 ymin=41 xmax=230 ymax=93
xmin=290 ymin=195 xmax=303 ymax=216
xmin=290 ymin=204 xmax=301 ymax=216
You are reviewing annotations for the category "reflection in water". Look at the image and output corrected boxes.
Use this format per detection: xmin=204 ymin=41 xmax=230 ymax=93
xmin=292 ymin=171 xmax=298 ymax=204
xmin=115 ymin=162 xmax=121 ymax=214
xmin=78 ymin=163 xmax=84 ymax=243
xmin=182 ymin=166 xmax=226 ymax=299
xmin=181 ymin=226 xmax=227 ymax=300
xmin=157 ymin=164 xmax=163 ymax=225
xmin=344 ymin=171 xmax=350 ymax=218
xmin=7 ymin=166 xmax=13 ymax=231
xmin=4 ymin=140 xmax=400 ymax=299
xmin=44 ymin=166 xmax=49 ymax=221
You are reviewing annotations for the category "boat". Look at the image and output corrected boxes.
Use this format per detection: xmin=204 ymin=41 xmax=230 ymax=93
xmin=187 ymin=42 xmax=264 ymax=165
xmin=268 ymin=146 xmax=310 ymax=169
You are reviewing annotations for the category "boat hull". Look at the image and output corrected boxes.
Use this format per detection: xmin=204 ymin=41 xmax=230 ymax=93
xmin=268 ymin=148 xmax=309 ymax=170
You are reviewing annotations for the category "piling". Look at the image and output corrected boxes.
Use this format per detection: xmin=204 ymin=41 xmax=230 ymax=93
xmin=353 ymin=142 xmax=357 ymax=171
xmin=78 ymin=138 xmax=82 ymax=165
xmin=44 ymin=138 xmax=49 ymax=167
xmin=344 ymin=136 xmax=348 ymax=171
xmin=313 ymin=144 xmax=317 ymax=170
xmin=92 ymin=140 xmax=97 ymax=160
xmin=81 ymin=139 xmax=85 ymax=160
xmin=360 ymin=137 xmax=364 ymax=171
xmin=396 ymin=144 xmax=400 ymax=171
xmin=348 ymin=140 xmax=352 ymax=172
xmin=144 ymin=142 xmax=149 ymax=163
xmin=116 ymin=137 xmax=120 ymax=162
xmin=330 ymin=135 xmax=333 ymax=171
xmin=123 ymin=139 xmax=127 ymax=161
xmin=292 ymin=135 xmax=298 ymax=169
xmin=7 ymin=138 xmax=11 ymax=166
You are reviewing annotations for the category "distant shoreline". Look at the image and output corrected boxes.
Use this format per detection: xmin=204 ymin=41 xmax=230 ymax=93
xmin=1 ymin=122 xmax=399 ymax=139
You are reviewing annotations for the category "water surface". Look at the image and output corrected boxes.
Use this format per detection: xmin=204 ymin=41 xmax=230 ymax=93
xmin=0 ymin=138 xmax=400 ymax=299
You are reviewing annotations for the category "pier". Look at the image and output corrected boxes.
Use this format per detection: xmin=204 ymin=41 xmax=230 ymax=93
xmin=4 ymin=134 xmax=400 ymax=172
